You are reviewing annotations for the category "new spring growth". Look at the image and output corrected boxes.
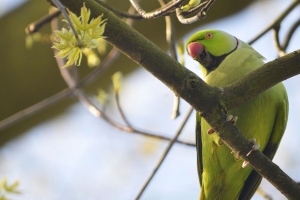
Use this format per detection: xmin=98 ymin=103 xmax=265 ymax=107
xmin=52 ymin=3 xmax=107 ymax=68
xmin=181 ymin=0 xmax=201 ymax=11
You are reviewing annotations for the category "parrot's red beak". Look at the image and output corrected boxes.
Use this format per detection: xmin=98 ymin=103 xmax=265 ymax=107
xmin=187 ymin=41 xmax=216 ymax=74
xmin=187 ymin=42 xmax=204 ymax=59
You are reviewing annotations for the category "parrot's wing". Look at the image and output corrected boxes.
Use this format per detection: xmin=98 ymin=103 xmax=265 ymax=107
xmin=262 ymin=98 xmax=288 ymax=160
xmin=196 ymin=112 xmax=203 ymax=187
xmin=239 ymin=96 xmax=288 ymax=200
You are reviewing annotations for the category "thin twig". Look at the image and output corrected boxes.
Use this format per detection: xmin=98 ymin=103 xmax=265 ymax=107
xmin=157 ymin=0 xmax=181 ymax=119
xmin=112 ymin=86 xmax=195 ymax=145
xmin=78 ymin=47 xmax=120 ymax=87
xmin=112 ymin=83 xmax=195 ymax=146
xmin=175 ymin=0 xmax=215 ymax=24
xmin=51 ymin=0 xmax=82 ymax=47
xmin=0 ymin=88 xmax=73 ymax=131
xmin=135 ymin=107 xmax=194 ymax=200
xmin=282 ymin=18 xmax=300 ymax=50
xmin=133 ymin=128 xmax=195 ymax=147
xmin=115 ymin=92 xmax=133 ymax=127
xmin=163 ymin=3 xmax=177 ymax=61
xmin=272 ymin=26 xmax=286 ymax=57
xmin=248 ymin=0 xmax=300 ymax=45
xmin=129 ymin=0 xmax=185 ymax=19
xmin=94 ymin=0 xmax=143 ymax=19
xmin=171 ymin=96 xmax=180 ymax=119
xmin=25 ymin=9 xmax=61 ymax=34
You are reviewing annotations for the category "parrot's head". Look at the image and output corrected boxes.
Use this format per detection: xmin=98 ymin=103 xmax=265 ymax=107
xmin=186 ymin=30 xmax=238 ymax=76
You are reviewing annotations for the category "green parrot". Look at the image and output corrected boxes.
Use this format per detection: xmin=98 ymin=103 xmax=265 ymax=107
xmin=186 ymin=30 xmax=288 ymax=200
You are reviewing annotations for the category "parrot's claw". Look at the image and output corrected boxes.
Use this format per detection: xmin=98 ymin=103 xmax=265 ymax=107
xmin=207 ymin=115 xmax=238 ymax=135
xmin=246 ymin=138 xmax=260 ymax=156
xmin=226 ymin=115 xmax=238 ymax=125
xmin=242 ymin=161 xmax=249 ymax=168
xmin=242 ymin=139 xmax=260 ymax=168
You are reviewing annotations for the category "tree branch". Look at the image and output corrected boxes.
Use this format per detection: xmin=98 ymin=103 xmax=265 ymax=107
xmin=94 ymin=0 xmax=143 ymax=19
xmin=223 ymin=50 xmax=300 ymax=110
xmin=49 ymin=0 xmax=300 ymax=198
xmin=129 ymin=0 xmax=184 ymax=19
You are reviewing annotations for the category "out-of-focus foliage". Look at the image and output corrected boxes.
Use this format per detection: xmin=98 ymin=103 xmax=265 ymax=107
xmin=181 ymin=0 xmax=201 ymax=11
xmin=112 ymin=71 xmax=123 ymax=93
xmin=0 ymin=176 xmax=20 ymax=200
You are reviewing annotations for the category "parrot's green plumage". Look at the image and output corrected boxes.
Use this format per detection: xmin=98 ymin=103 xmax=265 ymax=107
xmin=186 ymin=30 xmax=288 ymax=200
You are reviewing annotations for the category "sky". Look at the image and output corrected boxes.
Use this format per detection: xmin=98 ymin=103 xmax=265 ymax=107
xmin=0 ymin=0 xmax=27 ymax=17
xmin=0 ymin=1 xmax=299 ymax=200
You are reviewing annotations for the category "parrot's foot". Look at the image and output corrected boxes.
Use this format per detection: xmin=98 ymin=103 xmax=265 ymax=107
xmin=226 ymin=114 xmax=238 ymax=125
xmin=242 ymin=139 xmax=260 ymax=168
xmin=246 ymin=139 xmax=260 ymax=156
xmin=242 ymin=161 xmax=249 ymax=168
xmin=207 ymin=115 xmax=238 ymax=135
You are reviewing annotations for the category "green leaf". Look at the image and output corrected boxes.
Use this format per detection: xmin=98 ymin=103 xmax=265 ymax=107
xmin=181 ymin=0 xmax=201 ymax=11
xmin=52 ymin=3 xmax=107 ymax=68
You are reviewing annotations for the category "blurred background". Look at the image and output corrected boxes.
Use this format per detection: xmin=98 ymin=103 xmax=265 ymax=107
xmin=0 ymin=0 xmax=299 ymax=199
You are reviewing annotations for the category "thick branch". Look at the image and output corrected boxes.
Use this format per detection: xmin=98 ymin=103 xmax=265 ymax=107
xmin=223 ymin=50 xmax=300 ymax=110
xmin=53 ymin=0 xmax=300 ymax=198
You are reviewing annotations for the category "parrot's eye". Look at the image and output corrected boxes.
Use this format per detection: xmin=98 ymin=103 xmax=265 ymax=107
xmin=206 ymin=32 xmax=213 ymax=39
